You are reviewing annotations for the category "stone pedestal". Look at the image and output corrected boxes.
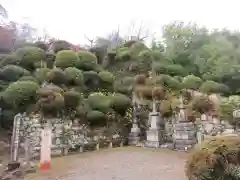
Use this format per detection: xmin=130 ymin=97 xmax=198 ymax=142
xmin=128 ymin=123 xmax=140 ymax=145
xmin=173 ymin=121 xmax=196 ymax=150
xmin=145 ymin=112 xmax=162 ymax=148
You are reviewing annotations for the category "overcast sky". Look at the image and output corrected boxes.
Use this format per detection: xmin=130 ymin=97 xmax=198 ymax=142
xmin=1 ymin=0 xmax=240 ymax=44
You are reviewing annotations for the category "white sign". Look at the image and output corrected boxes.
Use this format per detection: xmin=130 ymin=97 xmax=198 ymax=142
xmin=40 ymin=128 xmax=52 ymax=170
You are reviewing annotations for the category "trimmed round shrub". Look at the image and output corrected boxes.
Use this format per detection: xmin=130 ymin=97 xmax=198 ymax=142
xmin=152 ymin=62 xmax=166 ymax=74
xmin=50 ymin=40 xmax=71 ymax=53
xmin=64 ymin=91 xmax=81 ymax=110
xmin=36 ymin=86 xmax=64 ymax=116
xmin=159 ymin=100 xmax=172 ymax=117
xmin=64 ymin=67 xmax=83 ymax=86
xmin=75 ymin=51 xmax=98 ymax=71
xmin=98 ymin=71 xmax=115 ymax=84
xmin=88 ymin=93 xmax=112 ymax=113
xmin=46 ymin=68 xmax=67 ymax=85
xmin=83 ymin=71 xmax=100 ymax=89
xmin=75 ymin=99 xmax=91 ymax=118
xmin=156 ymin=75 xmax=181 ymax=91
xmin=115 ymin=47 xmax=131 ymax=61
xmin=137 ymin=50 xmax=153 ymax=73
xmin=55 ymin=50 xmax=78 ymax=69
xmin=3 ymin=80 xmax=40 ymax=109
xmin=109 ymin=93 xmax=131 ymax=115
xmin=200 ymin=81 xmax=230 ymax=95
xmin=15 ymin=46 xmax=46 ymax=71
xmin=182 ymin=75 xmax=202 ymax=90
xmin=165 ymin=64 xmax=186 ymax=76
xmin=186 ymin=136 xmax=240 ymax=180
xmin=87 ymin=110 xmax=107 ymax=127
xmin=0 ymin=65 xmax=30 ymax=82
xmin=134 ymin=74 xmax=146 ymax=85
xmin=113 ymin=77 xmax=134 ymax=95
xmin=134 ymin=85 xmax=153 ymax=100
xmin=34 ymin=68 xmax=51 ymax=84
xmin=152 ymin=86 xmax=165 ymax=100
xmin=191 ymin=95 xmax=214 ymax=114
xmin=129 ymin=42 xmax=148 ymax=57
xmin=19 ymin=76 xmax=39 ymax=83
xmin=0 ymin=54 xmax=18 ymax=67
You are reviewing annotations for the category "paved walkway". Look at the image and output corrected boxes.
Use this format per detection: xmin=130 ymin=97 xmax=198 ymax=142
xmin=25 ymin=147 xmax=188 ymax=180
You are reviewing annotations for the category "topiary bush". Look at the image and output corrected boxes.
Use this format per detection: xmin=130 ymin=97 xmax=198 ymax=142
xmin=3 ymin=80 xmax=40 ymax=110
xmin=137 ymin=50 xmax=153 ymax=74
xmin=165 ymin=64 xmax=186 ymax=76
xmin=159 ymin=100 xmax=172 ymax=117
xmin=15 ymin=46 xmax=46 ymax=71
xmin=75 ymin=51 xmax=98 ymax=71
xmin=0 ymin=54 xmax=18 ymax=68
xmin=64 ymin=67 xmax=83 ymax=86
xmin=54 ymin=50 xmax=78 ymax=69
xmin=200 ymin=80 xmax=230 ymax=95
xmin=87 ymin=110 xmax=107 ymax=127
xmin=0 ymin=65 xmax=30 ymax=82
xmin=36 ymin=86 xmax=64 ymax=117
xmin=46 ymin=68 xmax=67 ymax=85
xmin=88 ymin=93 xmax=112 ymax=113
xmin=134 ymin=74 xmax=146 ymax=85
xmin=64 ymin=90 xmax=81 ymax=110
xmin=18 ymin=76 xmax=39 ymax=84
xmin=182 ymin=75 xmax=202 ymax=90
xmin=186 ymin=135 xmax=240 ymax=180
xmin=109 ymin=93 xmax=131 ymax=116
xmin=34 ymin=68 xmax=51 ymax=84
xmin=191 ymin=95 xmax=214 ymax=114
xmin=113 ymin=77 xmax=134 ymax=95
xmin=115 ymin=47 xmax=131 ymax=61
xmin=129 ymin=41 xmax=148 ymax=57
xmin=98 ymin=71 xmax=115 ymax=84
xmin=83 ymin=71 xmax=100 ymax=89
xmin=50 ymin=40 xmax=71 ymax=53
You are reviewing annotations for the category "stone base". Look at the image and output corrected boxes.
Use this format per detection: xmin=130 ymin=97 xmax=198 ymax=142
xmin=128 ymin=125 xmax=140 ymax=146
xmin=145 ymin=129 xmax=161 ymax=148
xmin=145 ymin=141 xmax=160 ymax=148
xmin=128 ymin=132 xmax=140 ymax=145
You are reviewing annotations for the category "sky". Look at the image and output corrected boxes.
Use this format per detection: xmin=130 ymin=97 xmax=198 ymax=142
xmin=1 ymin=0 xmax=240 ymax=44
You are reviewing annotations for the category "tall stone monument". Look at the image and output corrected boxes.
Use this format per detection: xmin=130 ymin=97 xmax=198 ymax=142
xmin=128 ymin=93 xmax=140 ymax=145
xmin=145 ymin=102 xmax=163 ymax=148
xmin=128 ymin=102 xmax=140 ymax=145
xmin=173 ymin=96 xmax=196 ymax=150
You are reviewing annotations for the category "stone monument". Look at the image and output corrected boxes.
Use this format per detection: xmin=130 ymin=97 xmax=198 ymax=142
xmin=128 ymin=102 xmax=140 ymax=145
xmin=173 ymin=96 xmax=196 ymax=150
xmin=145 ymin=102 xmax=162 ymax=148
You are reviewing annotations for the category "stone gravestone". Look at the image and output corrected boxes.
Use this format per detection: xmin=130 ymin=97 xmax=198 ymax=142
xmin=173 ymin=97 xmax=196 ymax=150
xmin=145 ymin=102 xmax=163 ymax=148
xmin=128 ymin=102 xmax=140 ymax=145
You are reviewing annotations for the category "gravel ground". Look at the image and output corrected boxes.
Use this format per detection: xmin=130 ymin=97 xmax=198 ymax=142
xmin=25 ymin=147 xmax=188 ymax=180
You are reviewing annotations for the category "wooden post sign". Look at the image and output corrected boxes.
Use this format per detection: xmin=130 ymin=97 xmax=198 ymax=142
xmin=40 ymin=127 xmax=52 ymax=170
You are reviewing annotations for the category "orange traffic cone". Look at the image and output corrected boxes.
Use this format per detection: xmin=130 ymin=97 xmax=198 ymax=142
xmin=40 ymin=160 xmax=51 ymax=170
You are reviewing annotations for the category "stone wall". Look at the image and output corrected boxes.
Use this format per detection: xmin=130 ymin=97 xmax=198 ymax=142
xmin=17 ymin=114 xmax=125 ymax=161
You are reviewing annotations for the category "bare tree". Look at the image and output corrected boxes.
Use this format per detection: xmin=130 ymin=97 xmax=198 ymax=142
xmin=124 ymin=20 xmax=150 ymax=41
xmin=84 ymin=35 xmax=95 ymax=48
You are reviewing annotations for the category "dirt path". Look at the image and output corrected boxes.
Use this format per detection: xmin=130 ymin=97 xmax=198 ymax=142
xmin=25 ymin=147 xmax=188 ymax=180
